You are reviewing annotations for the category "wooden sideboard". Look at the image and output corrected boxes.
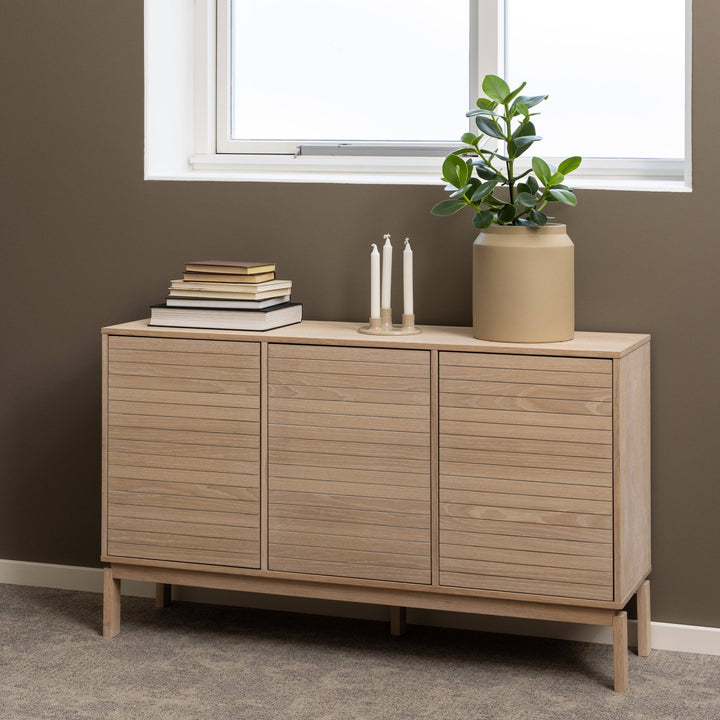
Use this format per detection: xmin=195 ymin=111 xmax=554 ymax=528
xmin=101 ymin=320 xmax=651 ymax=692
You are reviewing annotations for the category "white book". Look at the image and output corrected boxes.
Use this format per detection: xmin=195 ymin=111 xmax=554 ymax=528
xmin=149 ymin=302 xmax=303 ymax=331
xmin=166 ymin=295 xmax=291 ymax=309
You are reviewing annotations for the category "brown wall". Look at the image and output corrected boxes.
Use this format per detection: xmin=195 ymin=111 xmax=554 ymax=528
xmin=1 ymin=1 xmax=718 ymax=628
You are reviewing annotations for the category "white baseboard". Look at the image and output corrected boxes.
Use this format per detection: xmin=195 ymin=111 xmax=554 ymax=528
xmin=2 ymin=559 xmax=718 ymax=656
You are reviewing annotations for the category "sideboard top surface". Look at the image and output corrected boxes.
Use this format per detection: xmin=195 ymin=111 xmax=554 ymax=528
xmin=102 ymin=319 xmax=649 ymax=358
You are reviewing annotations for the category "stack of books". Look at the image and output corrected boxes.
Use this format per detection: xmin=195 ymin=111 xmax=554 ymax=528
xmin=149 ymin=260 xmax=303 ymax=331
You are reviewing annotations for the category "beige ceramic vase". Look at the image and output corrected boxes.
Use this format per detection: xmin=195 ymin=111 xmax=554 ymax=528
xmin=472 ymin=224 xmax=574 ymax=343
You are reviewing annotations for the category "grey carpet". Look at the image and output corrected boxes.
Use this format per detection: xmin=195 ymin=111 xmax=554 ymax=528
xmin=0 ymin=584 xmax=718 ymax=720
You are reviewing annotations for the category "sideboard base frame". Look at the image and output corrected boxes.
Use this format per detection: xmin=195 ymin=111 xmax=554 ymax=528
xmin=103 ymin=562 xmax=650 ymax=692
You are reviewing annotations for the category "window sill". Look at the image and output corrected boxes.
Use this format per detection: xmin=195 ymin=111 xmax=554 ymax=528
xmin=143 ymin=154 xmax=694 ymax=193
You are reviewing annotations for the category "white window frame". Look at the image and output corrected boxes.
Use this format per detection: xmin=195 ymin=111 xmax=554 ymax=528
xmin=145 ymin=0 xmax=693 ymax=191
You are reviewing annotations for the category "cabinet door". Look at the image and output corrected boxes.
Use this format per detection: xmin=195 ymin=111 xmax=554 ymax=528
xmin=439 ymin=351 xmax=614 ymax=601
xmin=268 ymin=344 xmax=431 ymax=584
xmin=105 ymin=336 xmax=261 ymax=568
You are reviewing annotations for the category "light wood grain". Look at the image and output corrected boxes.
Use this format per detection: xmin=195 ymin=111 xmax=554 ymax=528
xmin=440 ymin=434 xmax=612 ymax=459
xmin=440 ymin=364 xmax=612 ymax=388
xmin=269 ymin=357 xmax=430 ymax=378
xmin=613 ymin=611 xmax=629 ymax=692
xmin=109 ymin=413 xmax=256 ymax=435
xmin=440 ymin=419 xmax=611 ymax=445
xmin=102 ymin=568 xmax=120 ymax=638
xmin=273 ymin=437 xmax=430 ymax=462
xmin=440 ymin=489 xmax=611 ymax=516
xmin=269 ymin=397 xmax=429 ymax=420
xmin=270 ymin=504 xmax=430 ymax=529
xmin=271 ymin=477 xmax=429 ymax=502
xmin=110 ymin=515 xmax=259 ymax=541
xmin=269 ymin=410 xmax=429 ymax=434
xmin=111 ymin=348 xmax=259 ymax=369
xmin=109 ymin=476 xmax=259 ymax=502
xmin=108 ymin=464 xmax=259 ymax=487
xmin=109 ymin=529 xmax=258 ymax=555
xmin=110 ymin=336 xmax=259 ymax=355
xmin=439 ymin=571 xmax=613 ymax=601
xmin=441 ymin=461 xmax=611 ymax=487
xmin=109 ymin=439 xmax=259 ymax=462
xmin=440 ymin=503 xmax=613 ymax=529
xmin=439 ymin=379 xmax=613 ymax=402
xmin=109 ymin=361 xmax=257 ymax=382
xmin=108 ymin=542 xmax=258 ymax=568
xmin=109 ymin=498 xmax=259 ymax=526
xmin=269 ymin=463 xmax=428 ymax=488
xmin=108 ymin=426 xmax=259 ymax=448
xmin=269 ymin=490 xmax=427 ymax=516
xmin=440 ymin=392 xmax=612 ymax=417
xmin=268 ymin=557 xmax=430 ymax=584
xmin=439 ymin=516 xmax=613 ymax=544
xmin=441 ymin=475 xmax=612 ymax=502
xmin=270 ymin=370 xmax=428 ymax=392
xmin=269 ymin=423 xmax=429 ymax=448
xmin=614 ymin=343 xmax=651 ymax=602
xmin=110 ymin=374 xmax=259 ymax=395
xmin=270 ymin=384 xmax=429 ymax=406
xmin=441 ymin=529 xmax=611 ymax=558
xmin=439 ymin=352 xmax=611 ymax=374
xmin=260 ymin=342 xmax=269 ymax=571
xmin=430 ymin=349 xmax=440 ymax=587
xmin=102 ymin=334 xmax=109 ymax=558
xmin=109 ymin=451 xmax=257 ymax=475
xmin=271 ymin=517 xmax=429 ymax=543
xmin=441 ymin=544 xmax=612 ymax=572
xmin=270 ymin=543 xmax=429 ymax=571
xmin=105 ymin=320 xmax=649 ymax=359
xmin=270 ymin=344 xmax=425 ymax=364
xmin=440 ymin=406 xmax=612 ymax=430
xmin=109 ymin=387 xmax=259 ymax=408
xmin=440 ymin=447 xmax=612 ymax=473
xmin=269 ymin=450 xmax=429 ymax=475
xmin=270 ymin=530 xmax=428 ymax=557
xmin=109 ymin=400 xmax=258 ymax=422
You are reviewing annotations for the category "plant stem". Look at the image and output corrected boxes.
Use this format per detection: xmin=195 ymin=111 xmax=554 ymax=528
xmin=504 ymin=101 xmax=516 ymax=224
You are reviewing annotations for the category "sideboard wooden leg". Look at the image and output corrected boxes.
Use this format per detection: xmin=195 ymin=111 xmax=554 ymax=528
xmin=613 ymin=611 xmax=629 ymax=692
xmin=103 ymin=567 xmax=121 ymax=639
xmin=637 ymin=579 xmax=651 ymax=657
xmin=390 ymin=606 xmax=407 ymax=636
xmin=155 ymin=583 xmax=172 ymax=609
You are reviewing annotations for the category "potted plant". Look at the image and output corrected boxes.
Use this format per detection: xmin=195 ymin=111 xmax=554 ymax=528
xmin=432 ymin=74 xmax=582 ymax=342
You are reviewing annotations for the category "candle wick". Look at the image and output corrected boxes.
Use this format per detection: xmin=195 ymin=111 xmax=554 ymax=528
xmin=404 ymin=238 xmax=410 ymax=248
xmin=383 ymin=233 xmax=391 ymax=242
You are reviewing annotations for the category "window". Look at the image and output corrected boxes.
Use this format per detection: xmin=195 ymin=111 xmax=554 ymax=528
xmin=145 ymin=0 xmax=692 ymax=189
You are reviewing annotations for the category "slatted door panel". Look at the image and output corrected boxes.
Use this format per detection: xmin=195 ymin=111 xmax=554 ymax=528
xmin=106 ymin=336 xmax=261 ymax=568
xmin=268 ymin=344 xmax=431 ymax=584
xmin=439 ymin=351 xmax=614 ymax=601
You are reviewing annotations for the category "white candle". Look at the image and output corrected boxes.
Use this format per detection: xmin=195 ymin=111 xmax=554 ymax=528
xmin=381 ymin=234 xmax=392 ymax=309
xmin=370 ymin=243 xmax=380 ymax=319
xmin=403 ymin=238 xmax=413 ymax=316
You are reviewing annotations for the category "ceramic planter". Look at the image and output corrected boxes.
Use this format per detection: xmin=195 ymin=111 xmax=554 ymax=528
xmin=472 ymin=224 xmax=574 ymax=343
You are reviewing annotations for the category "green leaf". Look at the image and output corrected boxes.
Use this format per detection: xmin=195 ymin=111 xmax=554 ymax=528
xmin=527 ymin=176 xmax=539 ymax=194
xmin=558 ymin=156 xmax=582 ymax=175
xmin=476 ymin=97 xmax=496 ymax=110
xmin=450 ymin=183 xmax=473 ymax=199
xmin=498 ymin=204 xmax=517 ymax=223
xmin=510 ymin=135 xmax=542 ymax=157
xmin=482 ymin=75 xmax=510 ymax=103
xmin=470 ymin=180 xmax=498 ymax=204
xmin=431 ymin=199 xmax=467 ymax=216
xmin=517 ymin=183 xmax=530 ymax=195
xmin=503 ymin=81 xmax=527 ymax=106
xmin=475 ymin=116 xmax=506 ymax=140
xmin=529 ymin=209 xmax=548 ymax=226
xmin=473 ymin=210 xmax=494 ymax=229
xmin=442 ymin=155 xmax=469 ymax=188
xmin=531 ymin=157 xmax=551 ymax=186
xmin=548 ymin=189 xmax=578 ymax=206
xmin=512 ymin=120 xmax=536 ymax=139
xmin=466 ymin=107 xmax=500 ymax=118
xmin=515 ymin=102 xmax=529 ymax=118
xmin=517 ymin=192 xmax=538 ymax=207
xmin=513 ymin=94 xmax=547 ymax=110
xmin=473 ymin=163 xmax=500 ymax=181
xmin=483 ymin=194 xmax=504 ymax=208
xmin=460 ymin=133 xmax=478 ymax=145
xmin=549 ymin=172 xmax=565 ymax=185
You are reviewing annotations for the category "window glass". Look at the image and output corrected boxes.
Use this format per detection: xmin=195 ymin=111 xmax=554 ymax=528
xmin=231 ymin=0 xmax=470 ymax=143
xmin=506 ymin=0 xmax=685 ymax=158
